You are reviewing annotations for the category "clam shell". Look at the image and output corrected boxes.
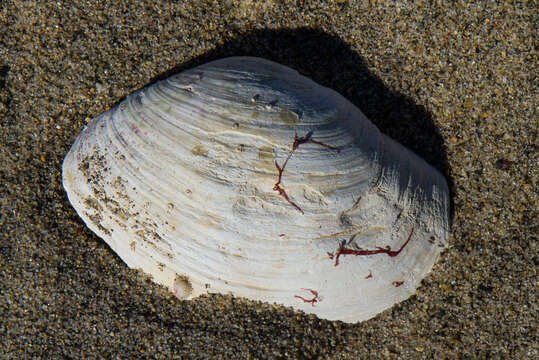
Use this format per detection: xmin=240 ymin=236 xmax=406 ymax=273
xmin=62 ymin=57 xmax=450 ymax=323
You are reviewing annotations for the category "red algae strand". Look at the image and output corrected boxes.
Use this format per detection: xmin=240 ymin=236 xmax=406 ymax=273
xmin=294 ymin=288 xmax=319 ymax=307
xmin=273 ymin=132 xmax=340 ymax=214
xmin=332 ymin=228 xmax=414 ymax=266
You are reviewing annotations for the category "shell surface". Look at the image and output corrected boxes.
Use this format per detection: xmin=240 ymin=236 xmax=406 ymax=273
xmin=62 ymin=57 xmax=450 ymax=323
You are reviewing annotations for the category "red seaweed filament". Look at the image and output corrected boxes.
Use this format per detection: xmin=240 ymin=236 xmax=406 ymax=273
xmin=273 ymin=131 xmax=340 ymax=214
xmin=294 ymin=288 xmax=319 ymax=306
xmin=331 ymin=228 xmax=414 ymax=266
xmin=365 ymin=270 xmax=373 ymax=279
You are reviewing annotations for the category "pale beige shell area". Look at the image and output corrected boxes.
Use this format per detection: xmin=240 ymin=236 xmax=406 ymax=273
xmin=62 ymin=57 xmax=450 ymax=323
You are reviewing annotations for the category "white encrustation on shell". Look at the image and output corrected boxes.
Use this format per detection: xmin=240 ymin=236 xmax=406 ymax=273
xmin=62 ymin=57 xmax=450 ymax=323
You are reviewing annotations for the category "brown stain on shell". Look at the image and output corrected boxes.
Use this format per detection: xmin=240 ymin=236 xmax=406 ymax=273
xmin=279 ymin=109 xmax=299 ymax=126
xmin=258 ymin=146 xmax=274 ymax=162
xmin=253 ymin=146 xmax=275 ymax=172
xmin=191 ymin=144 xmax=208 ymax=157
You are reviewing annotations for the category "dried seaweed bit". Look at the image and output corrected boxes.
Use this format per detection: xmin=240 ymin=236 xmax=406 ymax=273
xmin=294 ymin=288 xmax=319 ymax=307
xmin=332 ymin=228 xmax=414 ymax=266
xmin=293 ymin=131 xmax=340 ymax=153
xmin=273 ymin=132 xmax=340 ymax=214
xmin=273 ymin=160 xmax=304 ymax=214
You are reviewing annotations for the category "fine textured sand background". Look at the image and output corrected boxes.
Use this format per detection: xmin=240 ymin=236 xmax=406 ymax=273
xmin=1 ymin=1 xmax=536 ymax=359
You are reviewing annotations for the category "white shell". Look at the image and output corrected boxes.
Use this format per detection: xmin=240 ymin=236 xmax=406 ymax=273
xmin=62 ymin=57 xmax=450 ymax=323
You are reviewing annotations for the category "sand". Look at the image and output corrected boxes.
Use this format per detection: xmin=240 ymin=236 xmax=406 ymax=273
xmin=0 ymin=1 xmax=536 ymax=359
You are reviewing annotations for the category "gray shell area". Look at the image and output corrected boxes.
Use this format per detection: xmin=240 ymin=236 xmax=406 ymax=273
xmin=62 ymin=57 xmax=450 ymax=323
